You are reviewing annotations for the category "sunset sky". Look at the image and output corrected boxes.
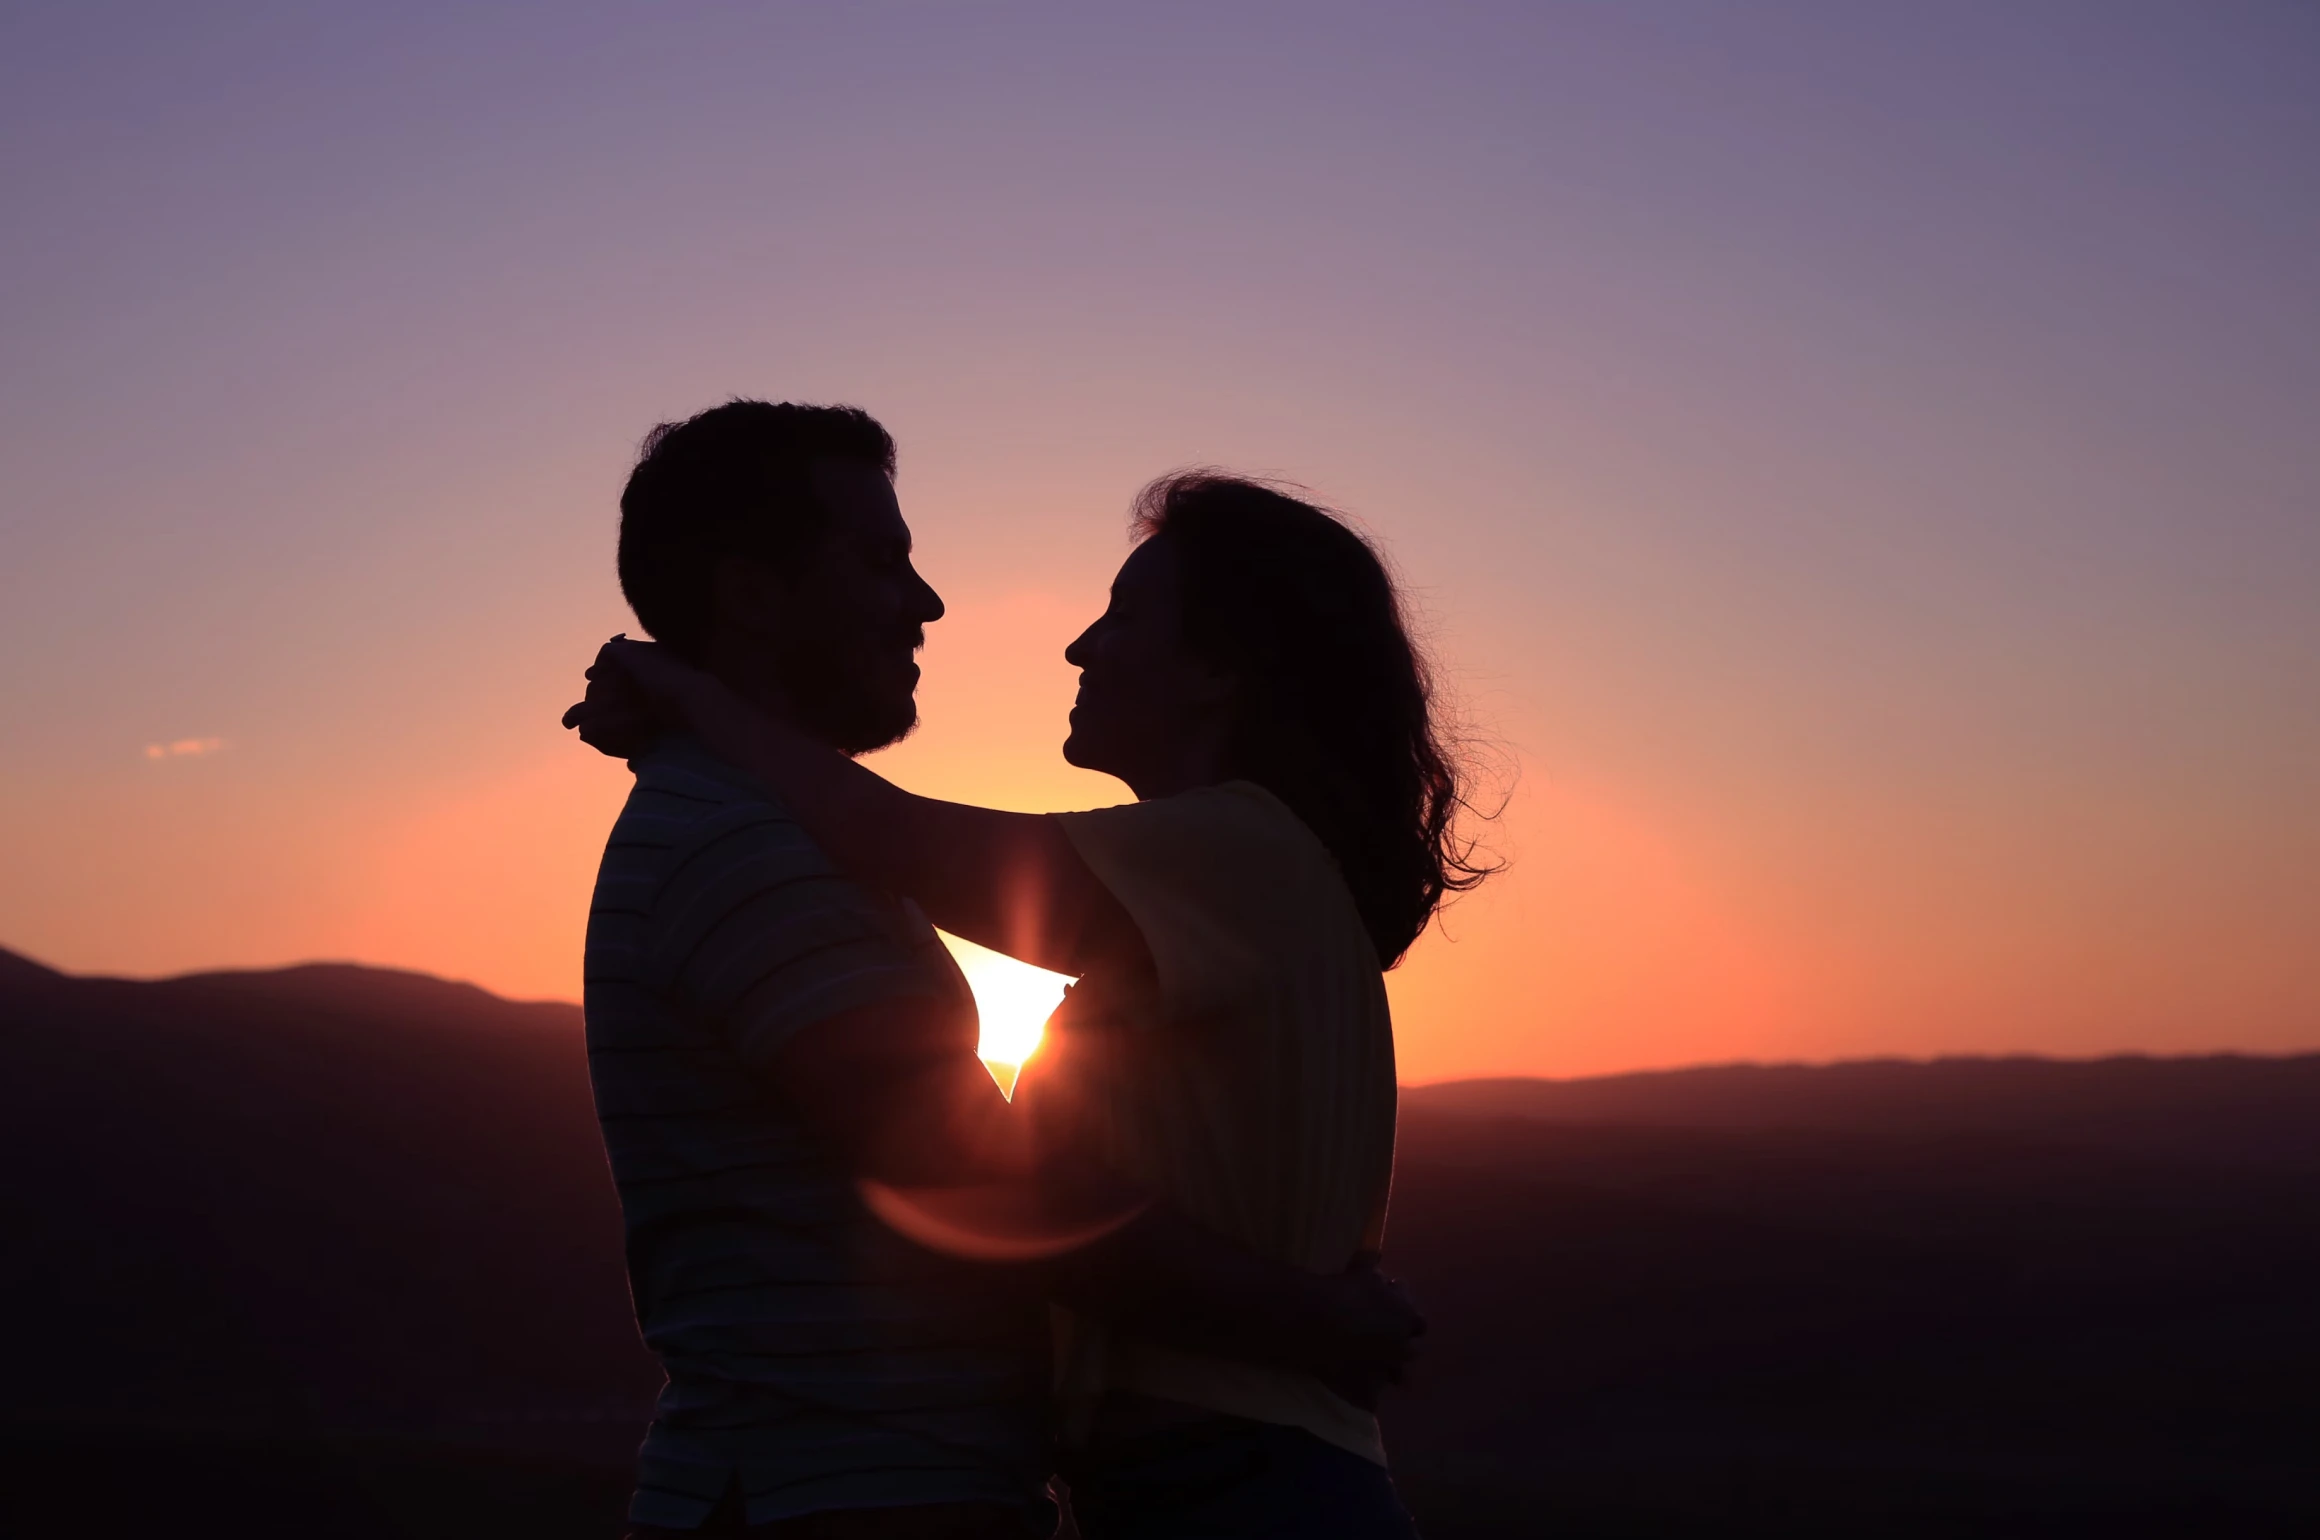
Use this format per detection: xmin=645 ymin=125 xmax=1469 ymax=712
xmin=3 ymin=3 xmax=2314 ymax=1082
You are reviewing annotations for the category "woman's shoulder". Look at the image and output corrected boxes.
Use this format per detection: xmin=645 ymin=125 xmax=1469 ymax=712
xmin=1169 ymin=782 xmax=1370 ymax=954
xmin=1154 ymin=778 xmax=1317 ymax=845
xmin=1059 ymin=780 xmax=1370 ymax=983
xmin=1065 ymin=781 xmax=1332 ymax=884
xmin=1209 ymin=781 xmax=1350 ymax=885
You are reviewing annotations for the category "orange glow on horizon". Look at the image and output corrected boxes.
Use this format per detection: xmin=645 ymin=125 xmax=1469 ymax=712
xmin=8 ymin=581 xmax=2314 ymax=1085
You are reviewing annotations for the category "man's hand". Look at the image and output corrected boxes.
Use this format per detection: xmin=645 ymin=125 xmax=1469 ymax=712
xmin=1310 ymin=1256 xmax=1426 ymax=1412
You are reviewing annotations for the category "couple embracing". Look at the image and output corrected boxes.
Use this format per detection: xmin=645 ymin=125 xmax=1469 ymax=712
xmin=564 ymin=400 xmax=1489 ymax=1538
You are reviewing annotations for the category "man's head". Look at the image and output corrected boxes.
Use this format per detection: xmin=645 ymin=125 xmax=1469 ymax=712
xmin=618 ymin=400 xmax=943 ymax=754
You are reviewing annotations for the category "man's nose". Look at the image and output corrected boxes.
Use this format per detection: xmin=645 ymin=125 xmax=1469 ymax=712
xmin=908 ymin=565 xmax=945 ymax=624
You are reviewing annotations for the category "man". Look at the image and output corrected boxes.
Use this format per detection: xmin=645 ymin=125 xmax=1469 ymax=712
xmin=576 ymin=401 xmax=1413 ymax=1538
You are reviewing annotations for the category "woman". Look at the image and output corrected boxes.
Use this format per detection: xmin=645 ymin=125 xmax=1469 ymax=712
xmin=573 ymin=472 xmax=1491 ymax=1538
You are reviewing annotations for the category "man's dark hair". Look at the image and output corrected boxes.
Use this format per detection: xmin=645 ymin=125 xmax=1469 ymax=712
xmin=1132 ymin=472 xmax=1499 ymax=968
xmin=618 ymin=400 xmax=896 ymax=663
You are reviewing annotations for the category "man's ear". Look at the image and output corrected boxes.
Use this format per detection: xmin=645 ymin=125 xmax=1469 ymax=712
xmin=710 ymin=554 xmax=788 ymax=641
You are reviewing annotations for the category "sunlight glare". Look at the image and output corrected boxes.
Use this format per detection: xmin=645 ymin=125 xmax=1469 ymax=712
xmin=940 ymin=931 xmax=1071 ymax=1090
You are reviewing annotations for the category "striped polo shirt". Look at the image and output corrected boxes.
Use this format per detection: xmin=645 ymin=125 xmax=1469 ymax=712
xmin=583 ymin=735 xmax=1049 ymax=1529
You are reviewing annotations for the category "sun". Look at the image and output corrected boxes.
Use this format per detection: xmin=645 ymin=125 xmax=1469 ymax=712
xmin=939 ymin=931 xmax=1071 ymax=1095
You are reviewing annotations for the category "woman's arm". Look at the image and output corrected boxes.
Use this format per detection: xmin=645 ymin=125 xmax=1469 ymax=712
xmin=568 ymin=638 xmax=1144 ymax=977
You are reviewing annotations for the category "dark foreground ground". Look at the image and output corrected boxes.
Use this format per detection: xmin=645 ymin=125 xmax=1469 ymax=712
xmin=5 ymin=949 xmax=2316 ymax=1537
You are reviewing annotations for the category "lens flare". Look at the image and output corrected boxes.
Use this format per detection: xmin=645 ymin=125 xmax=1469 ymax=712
xmin=857 ymin=1178 xmax=1149 ymax=1262
xmin=940 ymin=931 xmax=1070 ymax=1089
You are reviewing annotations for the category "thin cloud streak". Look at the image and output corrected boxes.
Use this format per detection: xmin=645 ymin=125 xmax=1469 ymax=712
xmin=144 ymin=738 xmax=224 ymax=760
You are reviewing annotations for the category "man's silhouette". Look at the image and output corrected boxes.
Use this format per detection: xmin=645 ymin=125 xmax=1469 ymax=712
xmin=588 ymin=403 xmax=1045 ymax=1536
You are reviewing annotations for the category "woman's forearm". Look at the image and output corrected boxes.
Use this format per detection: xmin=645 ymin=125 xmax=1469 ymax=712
xmin=692 ymin=689 xmax=1118 ymax=975
xmin=704 ymin=702 xmax=918 ymax=877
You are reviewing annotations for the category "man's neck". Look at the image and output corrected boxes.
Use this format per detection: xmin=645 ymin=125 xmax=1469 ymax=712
xmin=704 ymin=652 xmax=844 ymax=756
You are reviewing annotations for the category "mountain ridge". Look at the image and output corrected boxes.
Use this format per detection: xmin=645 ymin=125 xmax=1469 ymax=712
xmin=9 ymin=943 xmax=2308 ymax=1097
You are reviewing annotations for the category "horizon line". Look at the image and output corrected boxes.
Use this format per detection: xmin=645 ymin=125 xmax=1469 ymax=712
xmin=9 ymin=943 xmax=2313 ymax=1084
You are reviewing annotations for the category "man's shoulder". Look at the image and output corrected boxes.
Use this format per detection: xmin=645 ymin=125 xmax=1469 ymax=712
xmin=604 ymin=737 xmax=862 ymax=907
xmin=628 ymin=733 xmax=776 ymax=808
xmin=611 ymin=737 xmax=791 ymax=841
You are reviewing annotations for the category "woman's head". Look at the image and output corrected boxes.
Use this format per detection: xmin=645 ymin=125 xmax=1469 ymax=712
xmin=1063 ymin=472 xmax=1495 ymax=967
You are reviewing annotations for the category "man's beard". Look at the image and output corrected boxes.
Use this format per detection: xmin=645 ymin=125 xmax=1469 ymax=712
xmin=772 ymin=638 xmax=920 ymax=756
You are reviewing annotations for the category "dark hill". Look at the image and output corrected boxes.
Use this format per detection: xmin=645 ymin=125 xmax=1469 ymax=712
xmin=1387 ymin=1063 xmax=2320 ymax=1536
xmin=0 ymin=948 xmax=656 ymax=1535
xmin=1406 ymin=1055 xmax=2320 ymax=1166
xmin=4 ymin=949 xmax=2316 ymax=1536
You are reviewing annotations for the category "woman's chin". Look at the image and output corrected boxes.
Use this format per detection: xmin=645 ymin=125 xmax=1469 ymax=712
xmin=1064 ymin=716 xmax=1135 ymax=780
xmin=1061 ymin=734 xmax=1124 ymax=779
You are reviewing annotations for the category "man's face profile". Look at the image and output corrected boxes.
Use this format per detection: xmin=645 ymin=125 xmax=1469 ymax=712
xmin=713 ymin=458 xmax=945 ymax=755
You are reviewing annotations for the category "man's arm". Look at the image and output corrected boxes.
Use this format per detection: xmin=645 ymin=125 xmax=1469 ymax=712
xmin=769 ymin=991 xmax=1034 ymax=1186
xmin=1037 ymin=1201 xmax=1419 ymax=1409
xmin=772 ymin=1001 xmax=1420 ymax=1402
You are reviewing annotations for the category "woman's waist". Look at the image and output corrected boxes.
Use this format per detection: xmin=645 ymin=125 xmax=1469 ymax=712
xmin=1095 ymin=1335 xmax=1385 ymax=1465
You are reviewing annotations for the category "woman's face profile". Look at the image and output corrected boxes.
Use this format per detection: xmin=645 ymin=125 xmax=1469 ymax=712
xmin=1062 ymin=535 xmax=1235 ymax=794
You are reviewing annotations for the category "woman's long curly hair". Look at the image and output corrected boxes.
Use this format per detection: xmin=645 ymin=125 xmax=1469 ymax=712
xmin=1133 ymin=471 xmax=1498 ymax=968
